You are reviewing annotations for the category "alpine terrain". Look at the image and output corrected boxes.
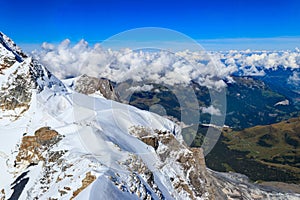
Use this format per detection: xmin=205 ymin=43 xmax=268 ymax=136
xmin=0 ymin=32 xmax=299 ymax=200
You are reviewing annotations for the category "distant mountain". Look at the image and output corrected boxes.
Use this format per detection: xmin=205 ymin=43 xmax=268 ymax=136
xmin=221 ymin=117 xmax=300 ymax=183
xmin=202 ymin=117 xmax=300 ymax=185
xmin=255 ymin=68 xmax=300 ymax=105
xmin=0 ymin=32 xmax=299 ymax=200
xmin=225 ymin=76 xmax=299 ymax=130
xmin=127 ymin=77 xmax=300 ymax=131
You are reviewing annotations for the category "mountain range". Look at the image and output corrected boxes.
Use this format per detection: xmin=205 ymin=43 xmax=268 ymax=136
xmin=0 ymin=32 xmax=299 ymax=200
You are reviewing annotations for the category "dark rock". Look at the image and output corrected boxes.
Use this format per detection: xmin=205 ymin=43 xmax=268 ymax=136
xmin=141 ymin=136 xmax=159 ymax=150
xmin=74 ymin=74 xmax=120 ymax=102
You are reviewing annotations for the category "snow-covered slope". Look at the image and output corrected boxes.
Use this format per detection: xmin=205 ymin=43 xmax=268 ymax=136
xmin=0 ymin=32 xmax=299 ymax=200
xmin=0 ymin=32 xmax=66 ymax=124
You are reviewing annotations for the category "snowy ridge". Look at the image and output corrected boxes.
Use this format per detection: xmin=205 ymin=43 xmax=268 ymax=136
xmin=0 ymin=32 xmax=28 ymax=63
xmin=63 ymin=74 xmax=120 ymax=101
xmin=0 ymin=33 xmax=66 ymax=124
xmin=0 ymin=32 xmax=300 ymax=200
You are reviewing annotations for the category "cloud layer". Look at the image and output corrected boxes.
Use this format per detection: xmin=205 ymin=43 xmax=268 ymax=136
xmin=32 ymin=40 xmax=300 ymax=89
xmin=220 ymin=50 xmax=300 ymax=76
xmin=201 ymin=105 xmax=222 ymax=116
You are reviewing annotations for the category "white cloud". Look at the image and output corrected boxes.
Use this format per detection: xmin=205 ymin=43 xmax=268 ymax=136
xmin=32 ymin=40 xmax=233 ymax=89
xmin=201 ymin=105 xmax=222 ymax=116
xmin=127 ymin=85 xmax=154 ymax=92
xmin=219 ymin=50 xmax=300 ymax=76
xmin=288 ymin=71 xmax=300 ymax=86
xmin=41 ymin=42 xmax=55 ymax=51
xmin=32 ymin=39 xmax=300 ymax=89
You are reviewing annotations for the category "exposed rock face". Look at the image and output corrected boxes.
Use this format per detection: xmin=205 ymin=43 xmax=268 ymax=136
xmin=0 ymin=32 xmax=27 ymax=64
xmin=0 ymin=50 xmax=16 ymax=74
xmin=120 ymin=155 xmax=164 ymax=199
xmin=157 ymin=131 xmax=211 ymax=199
xmin=190 ymin=148 xmax=206 ymax=169
xmin=0 ymin=189 xmax=5 ymax=200
xmin=71 ymin=172 xmax=96 ymax=199
xmin=132 ymin=127 xmax=300 ymax=200
xmin=0 ymin=34 xmax=33 ymax=115
xmin=1 ymin=32 xmax=300 ymax=200
xmin=141 ymin=136 xmax=159 ymax=150
xmin=0 ymin=73 xmax=33 ymax=112
xmin=131 ymin=128 xmax=212 ymax=199
xmin=0 ymin=32 xmax=66 ymax=121
xmin=74 ymin=74 xmax=120 ymax=101
xmin=15 ymin=127 xmax=63 ymax=169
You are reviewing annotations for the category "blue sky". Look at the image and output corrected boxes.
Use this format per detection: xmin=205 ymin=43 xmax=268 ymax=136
xmin=1 ymin=0 xmax=300 ymax=50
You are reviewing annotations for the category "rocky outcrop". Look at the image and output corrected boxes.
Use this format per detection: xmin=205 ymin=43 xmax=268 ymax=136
xmin=0 ymin=32 xmax=27 ymax=62
xmin=15 ymin=127 xmax=63 ymax=168
xmin=141 ymin=136 xmax=159 ymax=150
xmin=71 ymin=172 xmax=96 ymax=199
xmin=120 ymin=154 xmax=164 ymax=199
xmin=0 ymin=56 xmax=15 ymax=74
xmin=0 ymin=34 xmax=34 ymax=115
xmin=0 ymin=32 xmax=66 ymax=121
xmin=74 ymin=74 xmax=120 ymax=101
xmin=0 ymin=189 xmax=5 ymax=200
xmin=131 ymin=126 xmax=300 ymax=199
xmin=2 ymin=32 xmax=299 ymax=200
xmin=131 ymin=127 xmax=212 ymax=199
xmin=0 ymin=68 xmax=34 ymax=112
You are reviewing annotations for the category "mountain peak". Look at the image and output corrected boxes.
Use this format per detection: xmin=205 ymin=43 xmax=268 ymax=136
xmin=0 ymin=32 xmax=66 ymax=122
xmin=0 ymin=32 xmax=27 ymax=62
xmin=1 ymin=32 xmax=299 ymax=200
xmin=72 ymin=74 xmax=121 ymax=101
